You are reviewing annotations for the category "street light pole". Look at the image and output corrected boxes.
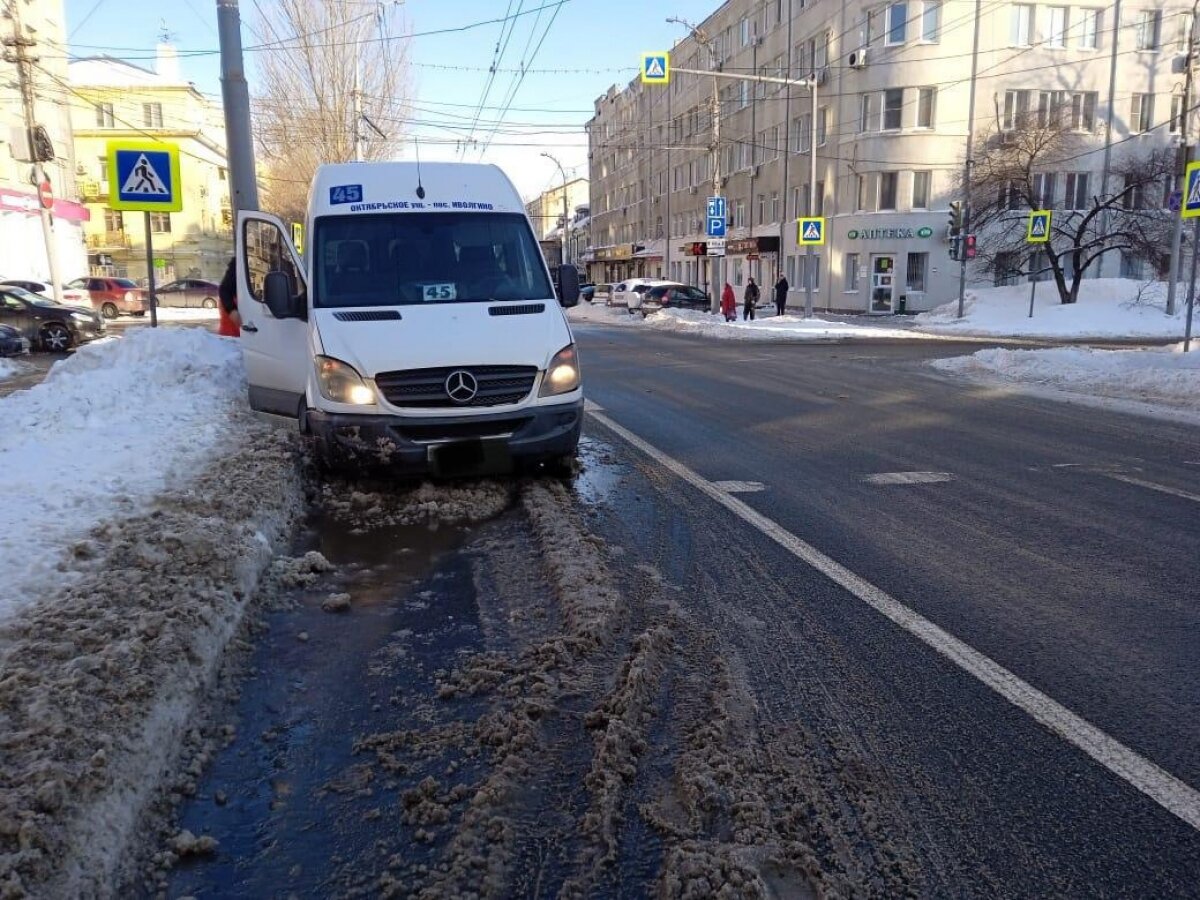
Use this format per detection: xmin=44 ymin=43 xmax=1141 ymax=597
xmin=805 ymin=75 xmax=818 ymax=318
xmin=956 ymin=0 xmax=982 ymax=318
xmin=540 ymin=152 xmax=571 ymax=269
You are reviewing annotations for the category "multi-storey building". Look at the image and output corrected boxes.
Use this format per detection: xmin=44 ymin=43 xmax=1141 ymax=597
xmin=67 ymin=47 xmax=232 ymax=282
xmin=526 ymin=177 xmax=590 ymax=268
xmin=0 ymin=0 xmax=89 ymax=281
xmin=588 ymin=0 xmax=1189 ymax=311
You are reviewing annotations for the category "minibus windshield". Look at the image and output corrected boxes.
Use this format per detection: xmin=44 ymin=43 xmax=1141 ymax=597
xmin=313 ymin=212 xmax=554 ymax=307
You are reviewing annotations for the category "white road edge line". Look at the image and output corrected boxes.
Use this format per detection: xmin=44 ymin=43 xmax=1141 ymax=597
xmin=1104 ymin=473 xmax=1200 ymax=505
xmin=587 ymin=408 xmax=1200 ymax=832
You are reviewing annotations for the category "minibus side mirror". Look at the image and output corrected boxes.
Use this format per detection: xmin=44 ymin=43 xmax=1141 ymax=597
xmin=264 ymin=270 xmax=305 ymax=320
xmin=557 ymin=265 xmax=580 ymax=308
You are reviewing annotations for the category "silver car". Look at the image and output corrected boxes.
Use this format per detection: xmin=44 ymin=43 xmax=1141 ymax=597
xmin=155 ymin=279 xmax=221 ymax=309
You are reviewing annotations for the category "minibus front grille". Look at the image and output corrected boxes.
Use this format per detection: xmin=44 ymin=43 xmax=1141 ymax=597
xmin=374 ymin=365 xmax=538 ymax=408
xmin=332 ymin=310 xmax=402 ymax=322
xmin=488 ymin=304 xmax=545 ymax=316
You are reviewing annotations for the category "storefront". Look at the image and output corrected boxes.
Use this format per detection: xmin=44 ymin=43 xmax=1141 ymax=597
xmin=0 ymin=187 xmax=90 ymax=282
xmin=589 ymin=244 xmax=636 ymax=284
xmin=726 ymin=235 xmax=780 ymax=288
xmin=833 ymin=221 xmax=952 ymax=314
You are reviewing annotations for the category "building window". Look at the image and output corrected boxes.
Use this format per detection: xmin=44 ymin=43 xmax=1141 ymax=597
xmin=886 ymin=2 xmax=908 ymax=44
xmin=1136 ymin=10 xmax=1162 ymax=50
xmin=143 ymin=103 xmax=163 ymax=128
xmin=757 ymin=193 xmax=766 ymax=225
xmin=1071 ymin=92 xmax=1098 ymax=130
xmin=999 ymin=179 xmax=1023 ymax=210
xmin=792 ymin=186 xmax=802 ymax=216
xmin=845 ymin=253 xmax=861 ymax=291
xmin=906 ymin=253 xmax=928 ymax=292
xmin=1078 ymin=8 xmax=1101 ymax=48
xmin=1178 ymin=11 xmax=1195 ymax=51
xmin=917 ymin=87 xmax=936 ymax=128
xmin=95 ymin=102 xmax=114 ymax=127
xmin=1131 ymin=93 xmax=1154 ymax=133
xmin=741 ymin=16 xmax=752 ymax=46
xmin=799 ymin=112 xmax=813 ymax=153
xmin=912 ymin=170 xmax=931 ymax=208
xmin=879 ymin=172 xmax=898 ymax=210
xmin=921 ymin=1 xmax=941 ymax=41
xmin=1120 ymin=251 xmax=1143 ymax=278
xmin=1032 ymin=172 xmax=1057 ymax=208
xmin=859 ymin=94 xmax=874 ymax=133
xmin=1171 ymin=94 xmax=1186 ymax=133
xmin=104 ymin=209 xmax=123 ymax=232
xmin=1123 ymin=175 xmax=1146 ymax=209
xmin=771 ymin=191 xmax=780 ymax=222
xmin=149 ymin=213 xmax=171 ymax=233
xmin=1011 ymin=4 xmax=1034 ymax=46
xmin=735 ymin=199 xmax=747 ymax=228
xmin=817 ymin=107 xmax=829 ymax=145
xmin=1045 ymin=7 xmax=1067 ymax=47
xmin=882 ymin=89 xmax=903 ymax=130
xmin=1003 ymin=89 xmax=1030 ymax=129
xmin=1064 ymin=172 xmax=1090 ymax=209
xmin=857 ymin=174 xmax=869 ymax=211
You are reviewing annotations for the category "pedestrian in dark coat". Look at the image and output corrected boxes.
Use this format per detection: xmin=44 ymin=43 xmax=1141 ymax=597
xmin=774 ymin=274 xmax=789 ymax=316
xmin=743 ymin=277 xmax=760 ymax=321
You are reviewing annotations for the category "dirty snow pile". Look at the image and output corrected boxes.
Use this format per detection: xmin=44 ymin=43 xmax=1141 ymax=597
xmin=915 ymin=279 xmax=1192 ymax=340
xmin=0 ymin=358 xmax=23 ymax=380
xmin=642 ymin=307 xmax=936 ymax=341
xmin=0 ymin=328 xmax=245 ymax=620
xmin=933 ymin=343 xmax=1200 ymax=415
xmin=566 ymin=302 xmax=642 ymax=326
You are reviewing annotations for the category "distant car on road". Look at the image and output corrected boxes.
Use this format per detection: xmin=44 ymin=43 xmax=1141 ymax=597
xmin=65 ymin=276 xmax=147 ymax=319
xmin=640 ymin=283 xmax=711 ymax=313
xmin=0 ymin=323 xmax=30 ymax=357
xmin=621 ymin=279 xmax=677 ymax=313
xmin=0 ymin=287 xmax=106 ymax=352
xmin=155 ymin=278 xmax=221 ymax=309
xmin=0 ymin=279 xmax=88 ymax=305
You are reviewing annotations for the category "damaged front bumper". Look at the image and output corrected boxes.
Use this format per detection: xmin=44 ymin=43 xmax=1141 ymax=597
xmin=304 ymin=400 xmax=584 ymax=476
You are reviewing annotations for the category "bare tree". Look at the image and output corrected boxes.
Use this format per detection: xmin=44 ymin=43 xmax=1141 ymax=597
xmin=252 ymin=0 xmax=409 ymax=221
xmin=967 ymin=115 xmax=1175 ymax=304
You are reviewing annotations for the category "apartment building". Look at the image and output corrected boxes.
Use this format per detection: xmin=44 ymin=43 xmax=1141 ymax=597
xmin=0 ymin=0 xmax=89 ymax=281
xmin=525 ymin=177 xmax=590 ymax=267
xmin=67 ymin=48 xmax=232 ymax=282
xmin=587 ymin=0 xmax=1190 ymax=312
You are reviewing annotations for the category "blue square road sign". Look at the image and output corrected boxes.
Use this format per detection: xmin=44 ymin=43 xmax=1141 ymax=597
xmin=706 ymin=216 xmax=727 ymax=238
xmin=706 ymin=196 xmax=726 ymax=220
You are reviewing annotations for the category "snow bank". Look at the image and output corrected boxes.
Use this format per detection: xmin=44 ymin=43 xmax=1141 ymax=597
xmin=933 ymin=343 xmax=1200 ymax=415
xmin=916 ymin=279 xmax=1192 ymax=339
xmin=0 ymin=358 xmax=24 ymax=380
xmin=567 ymin=302 xmax=642 ymax=327
xmin=0 ymin=328 xmax=246 ymax=621
xmin=153 ymin=307 xmax=219 ymax=322
xmin=642 ymin=308 xmax=936 ymax=341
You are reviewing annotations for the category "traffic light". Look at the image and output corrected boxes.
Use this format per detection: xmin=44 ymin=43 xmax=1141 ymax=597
xmin=964 ymin=234 xmax=977 ymax=259
xmin=948 ymin=200 xmax=964 ymax=236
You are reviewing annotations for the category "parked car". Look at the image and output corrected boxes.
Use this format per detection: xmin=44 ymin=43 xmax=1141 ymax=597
xmin=640 ymin=283 xmax=711 ymax=313
xmin=65 ymin=276 xmax=147 ymax=319
xmin=155 ymin=278 xmax=221 ymax=309
xmin=592 ymin=283 xmax=614 ymax=303
xmin=0 ymin=323 xmax=30 ymax=357
xmin=622 ymin=279 xmax=677 ymax=313
xmin=0 ymin=279 xmax=89 ymax=305
xmin=0 ymin=287 xmax=106 ymax=351
xmin=609 ymin=278 xmax=652 ymax=307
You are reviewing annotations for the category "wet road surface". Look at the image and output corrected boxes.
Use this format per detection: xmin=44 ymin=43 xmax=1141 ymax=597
xmin=154 ymin=326 xmax=1199 ymax=898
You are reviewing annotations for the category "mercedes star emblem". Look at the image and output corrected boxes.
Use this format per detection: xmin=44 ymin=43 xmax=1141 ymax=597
xmin=445 ymin=370 xmax=479 ymax=403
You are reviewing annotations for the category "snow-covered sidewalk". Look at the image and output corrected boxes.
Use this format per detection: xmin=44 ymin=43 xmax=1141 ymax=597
xmin=915 ymin=279 xmax=1192 ymax=341
xmin=933 ymin=343 xmax=1200 ymax=422
xmin=641 ymin=307 xmax=939 ymax=341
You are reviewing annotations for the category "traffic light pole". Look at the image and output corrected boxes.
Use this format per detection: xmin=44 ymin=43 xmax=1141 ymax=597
xmin=956 ymin=0 xmax=983 ymax=319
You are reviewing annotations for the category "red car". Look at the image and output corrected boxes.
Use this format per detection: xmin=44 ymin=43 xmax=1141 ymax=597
xmin=66 ymin=276 xmax=147 ymax=319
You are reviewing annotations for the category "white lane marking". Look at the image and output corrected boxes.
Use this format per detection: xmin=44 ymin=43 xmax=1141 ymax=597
xmin=713 ymin=480 xmax=765 ymax=493
xmin=1104 ymin=473 xmax=1200 ymax=505
xmin=865 ymin=471 xmax=956 ymax=485
xmin=584 ymin=399 xmax=605 ymax=412
xmin=587 ymin=408 xmax=1200 ymax=832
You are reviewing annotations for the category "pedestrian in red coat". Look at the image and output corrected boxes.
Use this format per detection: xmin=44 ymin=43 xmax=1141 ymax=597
xmin=720 ymin=282 xmax=737 ymax=322
xmin=217 ymin=256 xmax=241 ymax=337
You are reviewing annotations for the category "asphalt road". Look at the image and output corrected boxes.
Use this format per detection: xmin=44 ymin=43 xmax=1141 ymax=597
xmin=570 ymin=322 xmax=1200 ymax=894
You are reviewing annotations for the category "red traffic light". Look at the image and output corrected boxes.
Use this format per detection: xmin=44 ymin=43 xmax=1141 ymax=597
xmin=964 ymin=234 xmax=977 ymax=259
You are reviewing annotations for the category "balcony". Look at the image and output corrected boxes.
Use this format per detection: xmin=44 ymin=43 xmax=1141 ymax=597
xmin=87 ymin=231 xmax=131 ymax=249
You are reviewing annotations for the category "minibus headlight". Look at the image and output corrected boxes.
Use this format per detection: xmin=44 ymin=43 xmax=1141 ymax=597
xmin=315 ymin=356 xmax=375 ymax=405
xmin=539 ymin=344 xmax=580 ymax=397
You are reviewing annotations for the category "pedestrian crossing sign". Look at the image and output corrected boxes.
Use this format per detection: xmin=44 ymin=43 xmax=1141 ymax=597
xmin=1182 ymin=161 xmax=1200 ymax=219
xmin=106 ymin=140 xmax=182 ymax=212
xmin=797 ymin=216 xmax=825 ymax=245
xmin=1026 ymin=209 xmax=1051 ymax=243
xmin=641 ymin=53 xmax=670 ymax=85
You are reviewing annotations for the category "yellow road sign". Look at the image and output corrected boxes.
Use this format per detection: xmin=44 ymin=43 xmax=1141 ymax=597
xmin=797 ymin=217 xmax=826 ymax=246
xmin=105 ymin=140 xmax=182 ymax=212
xmin=1027 ymin=209 xmax=1051 ymax=243
xmin=641 ymin=53 xmax=670 ymax=85
xmin=1183 ymin=161 xmax=1200 ymax=218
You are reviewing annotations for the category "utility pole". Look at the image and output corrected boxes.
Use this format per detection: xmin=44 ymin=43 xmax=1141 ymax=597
xmin=353 ymin=60 xmax=364 ymax=162
xmin=804 ymin=75 xmax=818 ymax=318
xmin=779 ymin=0 xmax=793 ymax=305
xmin=1166 ymin=0 xmax=1198 ymax=316
xmin=5 ymin=0 xmax=63 ymax=302
xmin=540 ymin=152 xmax=571 ymax=268
xmin=1097 ymin=0 xmax=1122 ymax=280
xmin=216 ymin=0 xmax=259 ymax=212
xmin=956 ymin=0 xmax=983 ymax=319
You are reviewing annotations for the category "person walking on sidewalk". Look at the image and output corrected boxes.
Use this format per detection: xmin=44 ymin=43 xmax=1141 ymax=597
xmin=217 ymin=256 xmax=241 ymax=338
xmin=720 ymin=282 xmax=737 ymax=322
xmin=743 ymin=277 xmax=760 ymax=321
xmin=774 ymin=273 xmax=789 ymax=317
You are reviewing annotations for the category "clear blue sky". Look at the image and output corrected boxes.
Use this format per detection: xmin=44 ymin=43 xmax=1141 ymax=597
xmin=63 ymin=0 xmax=719 ymax=199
